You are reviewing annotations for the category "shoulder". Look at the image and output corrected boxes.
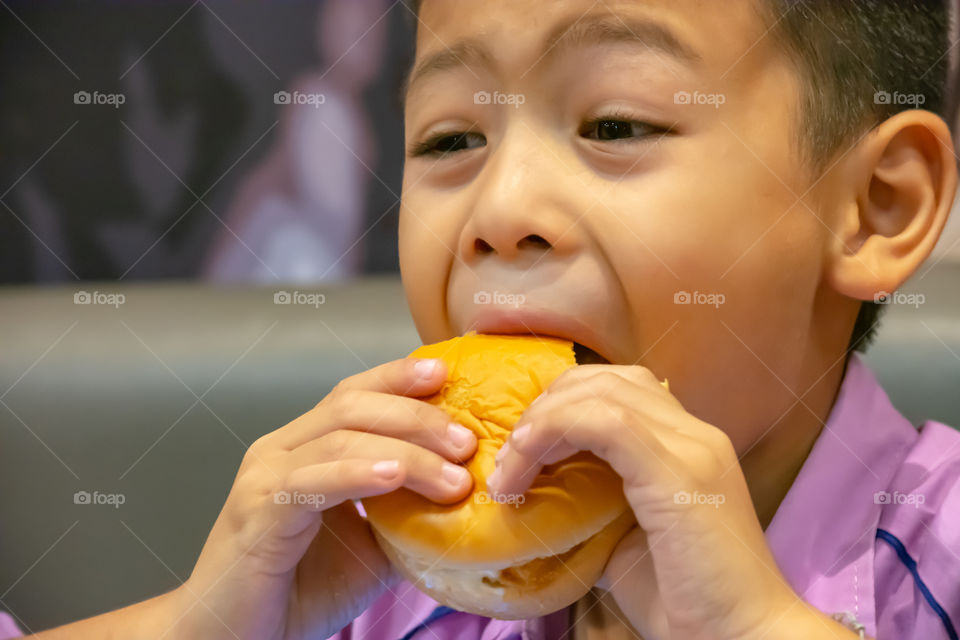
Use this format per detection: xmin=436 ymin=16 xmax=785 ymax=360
xmin=874 ymin=420 xmax=960 ymax=640
xmin=881 ymin=419 xmax=960 ymax=533
xmin=886 ymin=418 xmax=960 ymax=494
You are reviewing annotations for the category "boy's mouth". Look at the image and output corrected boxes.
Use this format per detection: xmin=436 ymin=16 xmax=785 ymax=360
xmin=478 ymin=330 xmax=610 ymax=365
xmin=469 ymin=308 xmax=614 ymax=365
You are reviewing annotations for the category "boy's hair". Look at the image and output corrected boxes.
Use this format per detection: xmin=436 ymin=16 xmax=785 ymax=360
xmin=404 ymin=0 xmax=954 ymax=354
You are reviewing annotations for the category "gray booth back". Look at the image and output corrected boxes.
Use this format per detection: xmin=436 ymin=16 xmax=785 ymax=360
xmin=1 ymin=270 xmax=958 ymax=633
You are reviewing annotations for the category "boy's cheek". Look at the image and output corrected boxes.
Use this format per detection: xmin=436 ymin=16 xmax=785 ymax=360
xmin=398 ymin=217 xmax=458 ymax=342
xmin=634 ymin=268 xmax=823 ymax=453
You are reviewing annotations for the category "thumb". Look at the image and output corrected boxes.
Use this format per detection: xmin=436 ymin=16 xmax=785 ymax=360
xmin=598 ymin=525 xmax=654 ymax=591
xmin=317 ymin=500 xmax=402 ymax=588
xmin=596 ymin=526 xmax=667 ymax=637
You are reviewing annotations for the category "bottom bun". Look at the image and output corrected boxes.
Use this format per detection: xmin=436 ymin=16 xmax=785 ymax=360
xmin=372 ymin=509 xmax=637 ymax=620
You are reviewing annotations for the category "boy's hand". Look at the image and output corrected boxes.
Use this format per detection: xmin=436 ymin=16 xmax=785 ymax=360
xmin=171 ymin=357 xmax=477 ymax=640
xmin=487 ymin=365 xmax=858 ymax=640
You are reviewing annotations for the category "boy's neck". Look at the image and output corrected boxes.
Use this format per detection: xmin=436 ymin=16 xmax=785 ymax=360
xmin=739 ymin=355 xmax=850 ymax=530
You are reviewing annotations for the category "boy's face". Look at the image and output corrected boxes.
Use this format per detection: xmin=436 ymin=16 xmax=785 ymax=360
xmin=399 ymin=0 xmax=852 ymax=451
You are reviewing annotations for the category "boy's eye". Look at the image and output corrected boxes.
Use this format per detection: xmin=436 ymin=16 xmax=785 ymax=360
xmin=410 ymin=131 xmax=486 ymax=157
xmin=580 ymin=116 xmax=668 ymax=142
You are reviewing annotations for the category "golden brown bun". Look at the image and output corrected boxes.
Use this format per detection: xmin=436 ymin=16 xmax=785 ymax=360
xmin=361 ymin=332 xmax=636 ymax=619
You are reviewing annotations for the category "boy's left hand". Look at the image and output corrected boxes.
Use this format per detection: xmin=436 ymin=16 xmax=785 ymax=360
xmin=486 ymin=364 xmax=831 ymax=640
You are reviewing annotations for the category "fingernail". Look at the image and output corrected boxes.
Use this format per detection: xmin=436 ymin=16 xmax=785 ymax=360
xmin=487 ymin=466 xmax=501 ymax=494
xmin=442 ymin=462 xmax=469 ymax=487
xmin=511 ymin=423 xmax=531 ymax=447
xmin=447 ymin=423 xmax=475 ymax=448
xmin=373 ymin=459 xmax=400 ymax=479
xmin=415 ymin=358 xmax=441 ymax=378
xmin=495 ymin=442 xmax=509 ymax=464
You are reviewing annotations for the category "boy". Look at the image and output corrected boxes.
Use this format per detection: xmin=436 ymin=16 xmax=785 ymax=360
xmin=13 ymin=0 xmax=960 ymax=638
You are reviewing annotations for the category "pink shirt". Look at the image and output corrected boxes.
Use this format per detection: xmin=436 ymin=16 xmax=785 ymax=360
xmin=1 ymin=355 xmax=956 ymax=638
xmin=325 ymin=354 xmax=960 ymax=640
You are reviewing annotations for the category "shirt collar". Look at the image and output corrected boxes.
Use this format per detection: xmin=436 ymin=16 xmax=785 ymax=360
xmin=765 ymin=353 xmax=918 ymax=636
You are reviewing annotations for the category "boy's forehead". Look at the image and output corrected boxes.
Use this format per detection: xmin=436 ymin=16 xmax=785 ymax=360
xmin=411 ymin=0 xmax=770 ymax=86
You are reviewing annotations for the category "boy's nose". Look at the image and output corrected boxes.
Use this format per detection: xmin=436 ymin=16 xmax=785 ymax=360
xmin=459 ymin=135 xmax=584 ymax=263
xmin=472 ymin=233 xmax=552 ymax=256
xmin=465 ymin=216 xmax=580 ymax=263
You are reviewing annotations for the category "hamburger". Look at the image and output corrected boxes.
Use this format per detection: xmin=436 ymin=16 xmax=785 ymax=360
xmin=361 ymin=331 xmax=656 ymax=619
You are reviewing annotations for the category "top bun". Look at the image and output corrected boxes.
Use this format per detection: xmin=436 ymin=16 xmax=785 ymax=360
xmin=361 ymin=331 xmax=631 ymax=570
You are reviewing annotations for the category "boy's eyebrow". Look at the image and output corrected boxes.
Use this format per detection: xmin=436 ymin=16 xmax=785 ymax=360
xmin=401 ymin=14 xmax=700 ymax=103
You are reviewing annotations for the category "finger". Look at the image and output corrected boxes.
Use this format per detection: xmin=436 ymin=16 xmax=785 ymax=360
xmin=487 ymin=417 xmax=577 ymax=501
xmin=284 ymin=430 xmax=474 ymax=504
xmin=489 ymin=387 xmax=608 ymax=499
xmin=491 ymin=423 xmax=579 ymax=478
xmin=278 ymin=458 xmax=407 ymax=510
xmin=519 ymin=370 xmax=692 ymax=439
xmin=490 ymin=395 xmax=673 ymax=499
xmin=335 ymin=356 xmax=448 ymax=396
xmin=263 ymin=457 xmax=409 ymax=539
xmin=536 ymin=364 xmax=669 ymax=404
xmin=274 ymin=390 xmax=476 ymax=458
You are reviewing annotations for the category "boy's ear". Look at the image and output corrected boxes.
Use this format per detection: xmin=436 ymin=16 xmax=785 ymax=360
xmin=826 ymin=110 xmax=957 ymax=301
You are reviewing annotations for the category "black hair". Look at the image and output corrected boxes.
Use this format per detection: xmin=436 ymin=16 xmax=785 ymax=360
xmin=405 ymin=0 xmax=954 ymax=354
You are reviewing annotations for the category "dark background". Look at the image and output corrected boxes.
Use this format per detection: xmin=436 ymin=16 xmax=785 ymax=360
xmin=0 ymin=0 xmax=417 ymax=284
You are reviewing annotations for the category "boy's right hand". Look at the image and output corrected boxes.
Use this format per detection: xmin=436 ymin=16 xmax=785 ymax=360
xmin=168 ymin=357 xmax=477 ymax=640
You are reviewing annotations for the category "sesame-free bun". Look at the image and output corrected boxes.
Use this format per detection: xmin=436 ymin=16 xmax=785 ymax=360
xmin=360 ymin=332 xmax=636 ymax=619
